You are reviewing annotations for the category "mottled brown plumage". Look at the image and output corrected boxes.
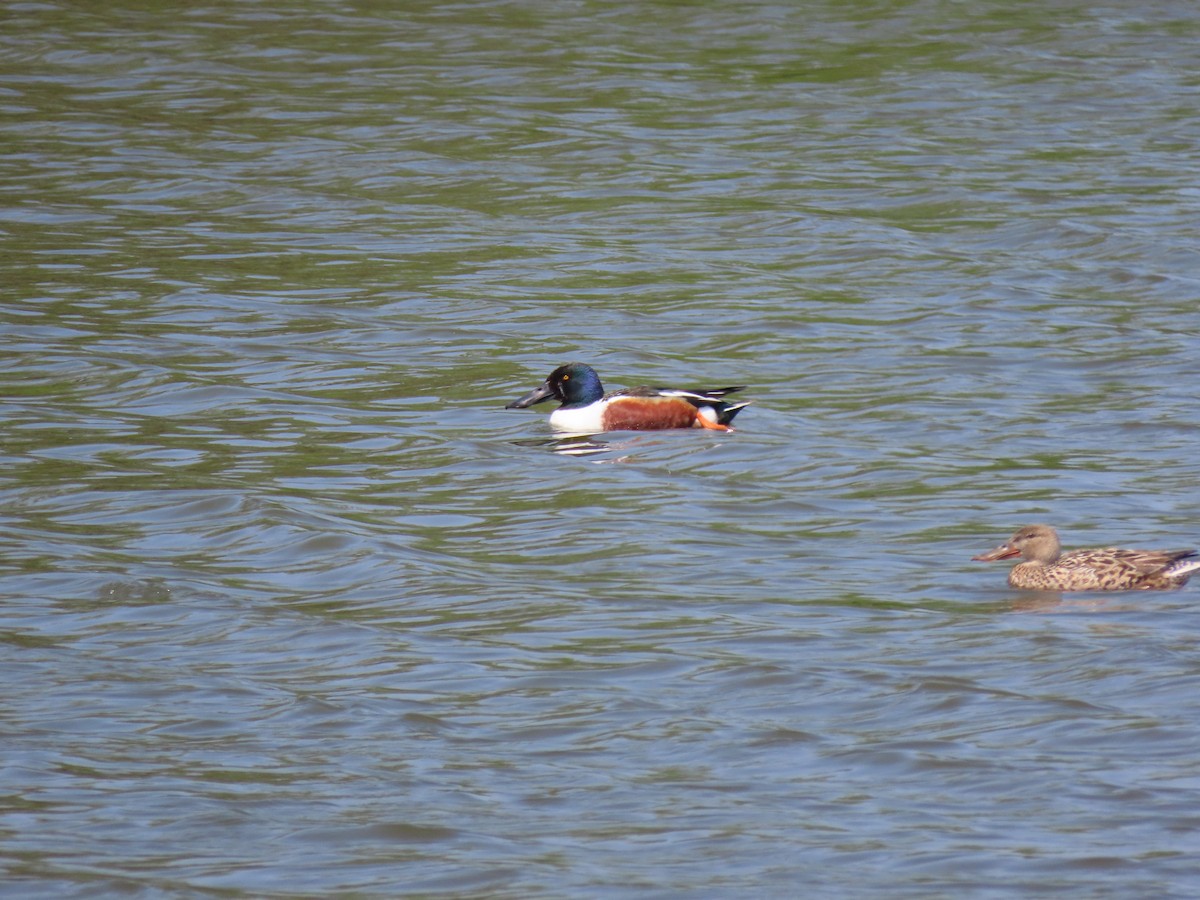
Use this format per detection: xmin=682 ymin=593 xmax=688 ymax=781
xmin=972 ymin=524 xmax=1200 ymax=591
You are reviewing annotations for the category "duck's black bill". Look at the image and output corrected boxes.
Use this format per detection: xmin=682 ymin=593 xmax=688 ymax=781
xmin=505 ymin=381 xmax=555 ymax=409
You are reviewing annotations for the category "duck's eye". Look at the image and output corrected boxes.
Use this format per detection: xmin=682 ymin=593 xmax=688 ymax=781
xmin=562 ymin=374 xmax=570 ymax=381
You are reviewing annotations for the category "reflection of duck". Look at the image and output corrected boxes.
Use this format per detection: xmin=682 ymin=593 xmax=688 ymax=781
xmin=973 ymin=524 xmax=1200 ymax=591
xmin=511 ymin=435 xmax=614 ymax=458
xmin=506 ymin=363 xmax=749 ymax=433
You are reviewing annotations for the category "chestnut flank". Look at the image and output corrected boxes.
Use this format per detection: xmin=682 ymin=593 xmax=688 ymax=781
xmin=602 ymin=397 xmax=700 ymax=431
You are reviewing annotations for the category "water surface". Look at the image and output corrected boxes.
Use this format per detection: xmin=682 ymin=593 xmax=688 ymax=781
xmin=4 ymin=1 xmax=1200 ymax=896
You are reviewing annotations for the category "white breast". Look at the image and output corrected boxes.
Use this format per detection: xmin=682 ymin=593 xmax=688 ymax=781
xmin=549 ymin=401 xmax=607 ymax=434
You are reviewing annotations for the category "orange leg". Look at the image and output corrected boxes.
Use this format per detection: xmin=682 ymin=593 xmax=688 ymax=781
xmin=695 ymin=414 xmax=732 ymax=432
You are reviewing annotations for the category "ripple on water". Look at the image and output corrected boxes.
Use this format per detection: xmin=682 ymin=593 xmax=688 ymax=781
xmin=5 ymin=0 xmax=1200 ymax=896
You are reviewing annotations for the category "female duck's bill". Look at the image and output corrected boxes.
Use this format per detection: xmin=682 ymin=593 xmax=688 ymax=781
xmin=506 ymin=362 xmax=749 ymax=434
xmin=973 ymin=524 xmax=1200 ymax=591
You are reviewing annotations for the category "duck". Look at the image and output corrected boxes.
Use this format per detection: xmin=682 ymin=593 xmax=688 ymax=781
xmin=506 ymin=362 xmax=749 ymax=433
xmin=972 ymin=524 xmax=1200 ymax=591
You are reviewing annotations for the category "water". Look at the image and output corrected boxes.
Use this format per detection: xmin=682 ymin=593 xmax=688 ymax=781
xmin=4 ymin=0 xmax=1200 ymax=895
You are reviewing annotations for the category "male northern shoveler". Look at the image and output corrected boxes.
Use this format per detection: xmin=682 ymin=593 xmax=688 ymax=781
xmin=972 ymin=524 xmax=1200 ymax=591
xmin=505 ymin=362 xmax=749 ymax=433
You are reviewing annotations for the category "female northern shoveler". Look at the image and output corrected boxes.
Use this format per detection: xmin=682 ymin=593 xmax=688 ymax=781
xmin=972 ymin=524 xmax=1200 ymax=591
xmin=505 ymin=362 xmax=749 ymax=433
